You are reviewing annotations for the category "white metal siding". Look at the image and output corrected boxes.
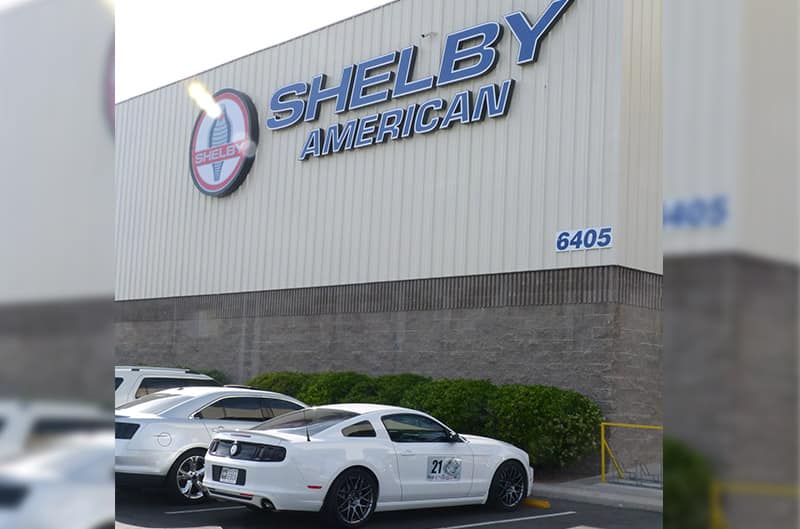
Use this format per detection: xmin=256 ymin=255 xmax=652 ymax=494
xmin=116 ymin=0 xmax=662 ymax=300
xmin=0 ymin=0 xmax=114 ymax=302
xmin=663 ymin=0 xmax=798 ymax=264
xmin=618 ymin=0 xmax=662 ymax=272
xmin=662 ymin=0 xmax=742 ymax=256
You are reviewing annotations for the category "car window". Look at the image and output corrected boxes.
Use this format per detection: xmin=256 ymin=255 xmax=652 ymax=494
xmin=342 ymin=420 xmax=376 ymax=438
xmin=197 ymin=397 xmax=266 ymax=421
xmin=262 ymin=398 xmax=303 ymax=419
xmin=381 ymin=414 xmax=451 ymax=443
xmin=28 ymin=419 xmax=111 ymax=450
xmin=114 ymin=377 xmax=123 ymax=390
xmin=134 ymin=377 xmax=218 ymax=399
xmin=253 ymin=408 xmax=358 ymax=435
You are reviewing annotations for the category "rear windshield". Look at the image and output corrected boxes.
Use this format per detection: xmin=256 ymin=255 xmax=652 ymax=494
xmin=116 ymin=393 xmax=193 ymax=414
xmin=252 ymin=408 xmax=358 ymax=436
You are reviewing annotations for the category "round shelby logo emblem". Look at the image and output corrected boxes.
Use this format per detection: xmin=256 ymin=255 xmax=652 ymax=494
xmin=189 ymin=88 xmax=259 ymax=197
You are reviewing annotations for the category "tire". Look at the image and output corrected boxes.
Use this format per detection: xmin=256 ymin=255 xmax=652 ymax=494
xmin=323 ymin=467 xmax=378 ymax=528
xmin=166 ymin=448 xmax=209 ymax=504
xmin=487 ymin=460 xmax=527 ymax=511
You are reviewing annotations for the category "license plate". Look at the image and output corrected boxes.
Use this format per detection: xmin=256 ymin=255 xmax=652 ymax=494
xmin=219 ymin=467 xmax=239 ymax=484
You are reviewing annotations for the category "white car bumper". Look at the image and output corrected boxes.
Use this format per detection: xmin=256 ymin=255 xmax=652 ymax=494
xmin=528 ymin=465 xmax=535 ymax=496
xmin=203 ymin=453 xmax=325 ymax=512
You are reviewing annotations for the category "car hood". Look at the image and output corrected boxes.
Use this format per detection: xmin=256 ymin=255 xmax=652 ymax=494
xmin=461 ymin=434 xmax=528 ymax=458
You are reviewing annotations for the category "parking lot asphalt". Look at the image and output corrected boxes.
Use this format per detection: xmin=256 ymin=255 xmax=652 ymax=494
xmin=116 ymin=487 xmax=662 ymax=529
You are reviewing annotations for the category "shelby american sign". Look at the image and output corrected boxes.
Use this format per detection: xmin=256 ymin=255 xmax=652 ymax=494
xmin=189 ymin=0 xmax=574 ymax=192
xmin=272 ymin=0 xmax=574 ymax=161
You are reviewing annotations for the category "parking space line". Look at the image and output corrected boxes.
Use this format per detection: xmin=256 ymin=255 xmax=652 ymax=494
xmin=164 ymin=505 xmax=247 ymax=515
xmin=431 ymin=511 xmax=577 ymax=529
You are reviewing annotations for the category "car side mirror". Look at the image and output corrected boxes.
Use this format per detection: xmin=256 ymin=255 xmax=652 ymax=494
xmin=447 ymin=431 xmax=460 ymax=443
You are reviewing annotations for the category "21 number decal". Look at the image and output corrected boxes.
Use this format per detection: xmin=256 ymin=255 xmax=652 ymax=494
xmin=427 ymin=457 xmax=462 ymax=481
xmin=556 ymin=227 xmax=613 ymax=252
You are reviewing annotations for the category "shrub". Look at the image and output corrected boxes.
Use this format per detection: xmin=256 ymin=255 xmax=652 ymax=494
xmin=370 ymin=373 xmax=431 ymax=405
xmin=401 ymin=378 xmax=497 ymax=436
xmin=486 ymin=384 xmax=602 ymax=468
xmin=297 ymin=371 xmax=377 ymax=406
xmin=663 ymin=437 xmax=712 ymax=529
xmin=247 ymin=371 xmax=318 ymax=398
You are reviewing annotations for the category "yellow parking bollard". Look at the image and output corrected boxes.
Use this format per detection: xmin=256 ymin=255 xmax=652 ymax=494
xmin=524 ymin=498 xmax=551 ymax=509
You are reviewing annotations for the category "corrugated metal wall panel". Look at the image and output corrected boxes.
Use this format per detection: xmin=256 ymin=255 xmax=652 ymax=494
xmin=618 ymin=0 xmax=662 ymax=273
xmin=116 ymin=0 xmax=661 ymax=300
xmin=663 ymin=0 xmax=798 ymax=266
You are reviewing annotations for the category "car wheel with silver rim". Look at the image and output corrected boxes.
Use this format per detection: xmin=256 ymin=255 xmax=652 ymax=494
xmin=487 ymin=460 xmax=526 ymax=511
xmin=324 ymin=467 xmax=377 ymax=528
xmin=167 ymin=448 xmax=208 ymax=504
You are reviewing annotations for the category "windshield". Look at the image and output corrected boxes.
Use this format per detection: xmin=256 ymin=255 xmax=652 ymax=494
xmin=116 ymin=393 xmax=193 ymax=414
xmin=252 ymin=408 xmax=358 ymax=436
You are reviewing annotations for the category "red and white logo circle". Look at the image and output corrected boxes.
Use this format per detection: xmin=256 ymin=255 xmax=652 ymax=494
xmin=189 ymin=88 xmax=259 ymax=197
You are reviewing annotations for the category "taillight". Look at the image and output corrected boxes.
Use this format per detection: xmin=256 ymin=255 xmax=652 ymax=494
xmin=209 ymin=440 xmax=286 ymax=462
xmin=251 ymin=445 xmax=286 ymax=462
xmin=115 ymin=422 xmax=140 ymax=439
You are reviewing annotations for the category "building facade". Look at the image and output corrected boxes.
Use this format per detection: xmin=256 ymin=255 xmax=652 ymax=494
xmin=663 ymin=1 xmax=797 ymax=526
xmin=115 ymin=0 xmax=663 ymax=446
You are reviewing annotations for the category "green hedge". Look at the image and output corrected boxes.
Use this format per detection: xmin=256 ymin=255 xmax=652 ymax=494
xmin=664 ymin=437 xmax=712 ymax=529
xmin=248 ymin=372 xmax=319 ymax=398
xmin=247 ymin=371 xmax=602 ymax=468
xmin=486 ymin=384 xmax=602 ymax=468
xmin=400 ymin=378 xmax=497 ymax=436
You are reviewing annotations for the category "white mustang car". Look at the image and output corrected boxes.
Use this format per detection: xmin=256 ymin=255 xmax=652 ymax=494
xmin=203 ymin=404 xmax=533 ymax=528
xmin=115 ymin=386 xmax=306 ymax=503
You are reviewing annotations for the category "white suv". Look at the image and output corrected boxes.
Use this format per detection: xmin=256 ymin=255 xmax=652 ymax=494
xmin=0 ymin=400 xmax=109 ymax=460
xmin=115 ymin=366 xmax=221 ymax=407
xmin=114 ymin=386 xmax=307 ymax=503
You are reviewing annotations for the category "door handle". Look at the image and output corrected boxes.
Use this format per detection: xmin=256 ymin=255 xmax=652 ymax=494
xmin=212 ymin=426 xmax=225 ymax=433
xmin=399 ymin=449 xmax=414 ymax=456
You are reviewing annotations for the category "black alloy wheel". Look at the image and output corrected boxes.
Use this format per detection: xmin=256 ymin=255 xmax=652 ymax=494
xmin=488 ymin=460 xmax=527 ymax=511
xmin=324 ymin=467 xmax=378 ymax=528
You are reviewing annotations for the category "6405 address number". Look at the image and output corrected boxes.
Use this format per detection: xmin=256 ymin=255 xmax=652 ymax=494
xmin=555 ymin=227 xmax=613 ymax=252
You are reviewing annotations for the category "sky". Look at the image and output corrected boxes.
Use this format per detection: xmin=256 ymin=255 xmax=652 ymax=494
xmin=115 ymin=0 xmax=395 ymax=102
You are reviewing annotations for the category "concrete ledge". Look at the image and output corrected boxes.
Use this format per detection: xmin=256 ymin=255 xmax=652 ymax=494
xmin=534 ymin=477 xmax=663 ymax=513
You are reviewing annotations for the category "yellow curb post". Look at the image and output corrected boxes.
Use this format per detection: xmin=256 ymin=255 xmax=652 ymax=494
xmin=524 ymin=498 xmax=551 ymax=509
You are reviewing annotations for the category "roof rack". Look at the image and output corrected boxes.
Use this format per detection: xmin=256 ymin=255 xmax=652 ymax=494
xmin=224 ymin=384 xmax=256 ymax=390
xmin=115 ymin=366 xmax=191 ymax=373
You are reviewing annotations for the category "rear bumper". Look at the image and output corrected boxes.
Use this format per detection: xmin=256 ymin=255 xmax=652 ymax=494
xmin=202 ymin=454 xmax=325 ymax=512
xmin=205 ymin=482 xmax=324 ymax=512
